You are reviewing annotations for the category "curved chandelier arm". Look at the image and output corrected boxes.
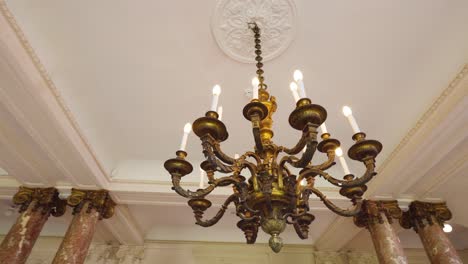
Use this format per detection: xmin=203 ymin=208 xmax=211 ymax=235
xmin=292 ymin=140 xmax=318 ymax=168
xmin=308 ymin=161 xmax=376 ymax=188
xmin=281 ymin=123 xmax=317 ymax=155
xmin=251 ymin=115 xmax=264 ymax=152
xmin=171 ymin=175 xmax=216 ymax=198
xmin=212 ymin=141 xmax=236 ymax=165
xmin=306 ymin=187 xmax=363 ymax=217
xmin=195 ymin=194 xmax=238 ymax=227
xmin=308 ymin=151 xmax=336 ymax=171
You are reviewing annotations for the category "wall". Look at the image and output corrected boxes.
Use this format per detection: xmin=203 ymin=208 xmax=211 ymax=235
xmin=4 ymin=236 xmax=465 ymax=264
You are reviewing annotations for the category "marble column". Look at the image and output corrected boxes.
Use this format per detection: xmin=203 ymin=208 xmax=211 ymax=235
xmin=400 ymin=201 xmax=462 ymax=264
xmin=0 ymin=187 xmax=66 ymax=264
xmin=354 ymin=200 xmax=408 ymax=264
xmin=52 ymin=189 xmax=115 ymax=264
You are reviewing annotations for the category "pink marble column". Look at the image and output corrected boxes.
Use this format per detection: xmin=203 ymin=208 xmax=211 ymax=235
xmin=52 ymin=189 xmax=115 ymax=264
xmin=354 ymin=200 xmax=408 ymax=264
xmin=0 ymin=187 xmax=65 ymax=264
xmin=401 ymin=201 xmax=462 ymax=264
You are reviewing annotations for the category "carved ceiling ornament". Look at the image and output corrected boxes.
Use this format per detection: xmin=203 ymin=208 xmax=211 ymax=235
xmin=211 ymin=0 xmax=296 ymax=63
xmin=400 ymin=201 xmax=452 ymax=232
xmin=67 ymin=188 xmax=116 ymax=219
xmin=353 ymin=200 xmax=402 ymax=228
xmin=13 ymin=186 xmax=66 ymax=216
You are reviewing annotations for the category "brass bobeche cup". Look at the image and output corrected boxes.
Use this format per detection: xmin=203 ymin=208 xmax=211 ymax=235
xmin=192 ymin=111 xmax=229 ymax=142
xmin=348 ymin=132 xmax=383 ymax=161
xmin=317 ymin=133 xmax=341 ymax=153
xmin=339 ymin=174 xmax=368 ymax=199
xmin=164 ymin=150 xmax=194 ymax=176
xmin=289 ymin=98 xmax=327 ymax=130
xmin=243 ymin=100 xmax=269 ymax=121
xmin=188 ymin=198 xmax=212 ymax=212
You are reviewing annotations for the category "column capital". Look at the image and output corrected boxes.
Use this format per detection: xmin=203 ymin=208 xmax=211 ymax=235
xmin=400 ymin=201 xmax=451 ymax=232
xmin=354 ymin=200 xmax=402 ymax=228
xmin=13 ymin=186 xmax=66 ymax=216
xmin=67 ymin=189 xmax=116 ymax=219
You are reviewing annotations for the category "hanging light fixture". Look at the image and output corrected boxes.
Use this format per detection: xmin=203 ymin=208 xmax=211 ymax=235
xmin=164 ymin=22 xmax=382 ymax=253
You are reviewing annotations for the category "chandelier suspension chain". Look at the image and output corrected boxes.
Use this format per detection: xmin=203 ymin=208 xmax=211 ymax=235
xmin=249 ymin=22 xmax=267 ymax=90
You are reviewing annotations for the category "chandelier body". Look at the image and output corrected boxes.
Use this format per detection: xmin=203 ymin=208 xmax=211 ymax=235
xmin=164 ymin=23 xmax=382 ymax=253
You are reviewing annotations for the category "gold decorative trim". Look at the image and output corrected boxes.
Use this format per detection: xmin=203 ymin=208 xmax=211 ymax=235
xmin=13 ymin=186 xmax=66 ymax=216
xmin=68 ymin=188 xmax=116 ymax=219
xmin=354 ymin=200 xmax=402 ymax=228
xmin=377 ymin=64 xmax=468 ymax=174
xmin=400 ymin=201 xmax=452 ymax=232
xmin=0 ymin=1 xmax=110 ymax=180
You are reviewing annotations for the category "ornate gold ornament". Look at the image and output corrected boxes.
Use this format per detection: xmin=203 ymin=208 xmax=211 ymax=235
xmin=165 ymin=23 xmax=382 ymax=252
xmin=400 ymin=201 xmax=452 ymax=232
xmin=13 ymin=186 xmax=66 ymax=216
xmin=354 ymin=200 xmax=402 ymax=228
xmin=67 ymin=189 xmax=116 ymax=219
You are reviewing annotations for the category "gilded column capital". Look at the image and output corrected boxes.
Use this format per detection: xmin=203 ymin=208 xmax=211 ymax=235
xmin=354 ymin=200 xmax=402 ymax=228
xmin=400 ymin=201 xmax=451 ymax=232
xmin=12 ymin=186 xmax=66 ymax=216
xmin=67 ymin=189 xmax=116 ymax=219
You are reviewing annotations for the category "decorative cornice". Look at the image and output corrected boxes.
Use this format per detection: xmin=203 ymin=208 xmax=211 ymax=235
xmin=377 ymin=64 xmax=468 ymax=175
xmin=12 ymin=186 xmax=66 ymax=216
xmin=0 ymin=0 xmax=110 ymax=181
xmin=354 ymin=200 xmax=402 ymax=228
xmin=400 ymin=201 xmax=452 ymax=232
xmin=67 ymin=189 xmax=116 ymax=219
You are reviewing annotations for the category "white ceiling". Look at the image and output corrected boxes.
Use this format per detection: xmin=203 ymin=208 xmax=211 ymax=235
xmin=0 ymin=0 xmax=467 ymax=252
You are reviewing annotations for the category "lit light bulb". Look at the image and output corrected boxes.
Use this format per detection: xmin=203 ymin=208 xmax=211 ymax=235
xmin=289 ymin=82 xmax=300 ymax=102
xmin=342 ymin=105 xmax=360 ymax=134
xmin=180 ymin=122 xmax=192 ymax=151
xmin=335 ymin=147 xmax=344 ymax=157
xmin=252 ymin=77 xmax=260 ymax=87
xmin=234 ymin=153 xmax=240 ymax=159
xmin=183 ymin=123 xmax=192 ymax=133
xmin=335 ymin=147 xmax=351 ymax=175
xmin=212 ymin=85 xmax=221 ymax=95
xmin=300 ymin=178 xmax=307 ymax=186
xmin=293 ymin=70 xmax=303 ymax=81
xmin=342 ymin=106 xmax=353 ymax=117
xmin=252 ymin=77 xmax=259 ymax=99
xmin=210 ymin=85 xmax=222 ymax=111
xmin=443 ymin=223 xmax=453 ymax=233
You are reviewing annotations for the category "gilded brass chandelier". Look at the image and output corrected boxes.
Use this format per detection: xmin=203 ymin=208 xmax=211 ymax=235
xmin=164 ymin=23 xmax=382 ymax=252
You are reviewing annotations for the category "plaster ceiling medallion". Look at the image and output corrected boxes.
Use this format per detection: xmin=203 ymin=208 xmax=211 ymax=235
xmin=211 ymin=0 xmax=296 ymax=63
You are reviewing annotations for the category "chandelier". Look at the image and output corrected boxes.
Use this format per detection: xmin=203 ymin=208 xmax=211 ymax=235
xmin=164 ymin=23 xmax=382 ymax=253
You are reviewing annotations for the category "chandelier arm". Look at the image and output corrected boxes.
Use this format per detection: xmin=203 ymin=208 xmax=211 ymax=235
xmin=171 ymin=174 xmax=216 ymax=198
xmin=306 ymin=187 xmax=363 ymax=217
xmin=212 ymin=142 xmax=236 ymax=165
xmin=309 ymin=161 xmax=376 ymax=188
xmin=195 ymin=194 xmax=239 ymax=227
xmin=292 ymin=140 xmax=318 ymax=168
xmin=312 ymin=151 xmax=336 ymax=171
xmin=281 ymin=124 xmax=316 ymax=155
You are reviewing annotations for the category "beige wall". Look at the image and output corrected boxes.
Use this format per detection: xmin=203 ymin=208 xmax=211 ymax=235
xmin=1 ymin=236 xmax=466 ymax=264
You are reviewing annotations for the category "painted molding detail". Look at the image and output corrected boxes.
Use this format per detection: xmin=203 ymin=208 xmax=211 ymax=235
xmin=211 ymin=0 xmax=296 ymax=63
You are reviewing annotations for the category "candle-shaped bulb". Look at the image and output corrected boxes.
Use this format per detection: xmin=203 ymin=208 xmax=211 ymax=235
xmin=293 ymin=70 xmax=306 ymax=98
xmin=335 ymin=147 xmax=343 ymax=157
xmin=210 ymin=85 xmax=221 ymax=111
xmin=234 ymin=153 xmax=240 ymax=159
xmin=180 ymin=122 xmax=192 ymax=151
xmin=300 ymin=178 xmax=307 ymax=186
xmin=217 ymin=106 xmax=223 ymax=121
xmin=289 ymin=82 xmax=300 ymax=102
xmin=320 ymin=122 xmax=328 ymax=134
xmin=251 ymin=77 xmax=259 ymax=99
xmin=293 ymin=70 xmax=303 ymax=81
xmin=342 ymin=105 xmax=361 ymax=134
xmin=335 ymin=147 xmax=351 ymax=175
xmin=342 ymin=106 xmax=353 ymax=117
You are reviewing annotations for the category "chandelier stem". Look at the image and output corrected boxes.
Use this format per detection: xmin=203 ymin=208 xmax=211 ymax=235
xmin=248 ymin=22 xmax=267 ymax=90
